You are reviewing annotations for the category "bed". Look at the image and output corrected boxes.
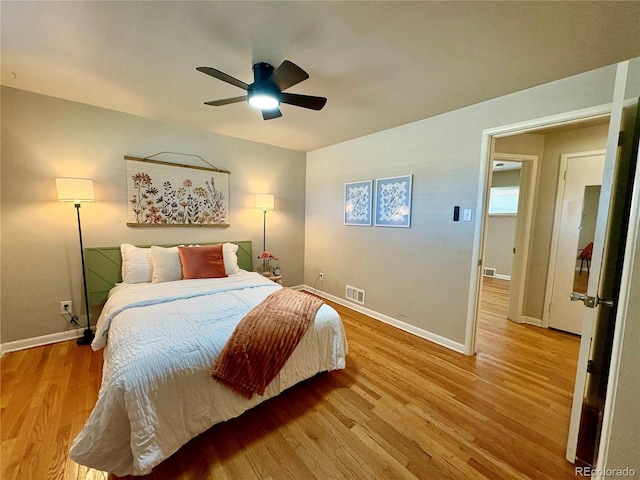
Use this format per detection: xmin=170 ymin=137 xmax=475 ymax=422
xmin=69 ymin=241 xmax=348 ymax=476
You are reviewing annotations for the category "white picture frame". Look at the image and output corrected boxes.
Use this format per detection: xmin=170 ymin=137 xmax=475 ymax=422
xmin=374 ymin=175 xmax=413 ymax=228
xmin=344 ymin=180 xmax=373 ymax=226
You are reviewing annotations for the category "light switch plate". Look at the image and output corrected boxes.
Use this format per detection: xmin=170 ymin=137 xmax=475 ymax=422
xmin=463 ymin=208 xmax=472 ymax=221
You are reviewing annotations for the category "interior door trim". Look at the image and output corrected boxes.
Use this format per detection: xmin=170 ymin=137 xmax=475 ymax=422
xmin=466 ymin=103 xmax=613 ymax=356
xmin=542 ymin=149 xmax=606 ymax=330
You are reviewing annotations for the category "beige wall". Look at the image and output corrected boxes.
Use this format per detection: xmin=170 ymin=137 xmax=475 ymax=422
xmin=484 ymin=216 xmax=516 ymax=277
xmin=490 ymin=168 xmax=521 ymax=188
xmin=305 ymin=63 xmax=621 ymax=345
xmin=1 ymin=87 xmax=306 ymax=343
xmin=494 ymin=134 xmax=546 ymax=160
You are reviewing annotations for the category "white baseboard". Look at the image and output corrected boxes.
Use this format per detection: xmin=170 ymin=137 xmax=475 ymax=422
xmin=302 ymin=285 xmax=466 ymax=354
xmin=521 ymin=315 xmax=543 ymax=327
xmin=495 ymin=274 xmax=511 ymax=281
xmin=0 ymin=329 xmax=84 ymax=357
xmin=2 ymin=286 xmax=466 ymax=357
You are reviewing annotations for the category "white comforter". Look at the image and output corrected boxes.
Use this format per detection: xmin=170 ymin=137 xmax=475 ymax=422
xmin=69 ymin=271 xmax=347 ymax=476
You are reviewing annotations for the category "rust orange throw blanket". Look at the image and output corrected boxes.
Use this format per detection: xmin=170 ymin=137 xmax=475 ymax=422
xmin=211 ymin=288 xmax=324 ymax=399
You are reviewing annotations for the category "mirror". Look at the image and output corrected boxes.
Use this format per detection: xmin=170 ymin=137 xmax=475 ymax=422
xmin=573 ymin=185 xmax=601 ymax=293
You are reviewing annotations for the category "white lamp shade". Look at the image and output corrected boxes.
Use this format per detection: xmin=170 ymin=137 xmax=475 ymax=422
xmin=55 ymin=178 xmax=95 ymax=203
xmin=255 ymin=194 xmax=274 ymax=210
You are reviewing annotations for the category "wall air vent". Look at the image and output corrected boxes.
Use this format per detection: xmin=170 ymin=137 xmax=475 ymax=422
xmin=345 ymin=285 xmax=365 ymax=305
xmin=483 ymin=267 xmax=497 ymax=278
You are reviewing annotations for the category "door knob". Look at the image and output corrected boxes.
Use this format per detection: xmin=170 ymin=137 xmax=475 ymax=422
xmin=570 ymin=292 xmax=614 ymax=309
xmin=570 ymin=292 xmax=587 ymax=302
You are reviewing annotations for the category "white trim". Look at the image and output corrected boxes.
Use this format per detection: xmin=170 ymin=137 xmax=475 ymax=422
xmin=521 ymin=316 xmax=543 ymax=327
xmin=0 ymin=329 xmax=84 ymax=356
xmin=303 ymin=285 xmax=466 ymax=354
xmin=542 ymin=149 xmax=606 ymax=329
xmin=466 ymin=102 xmax=614 ymax=356
xmin=465 ymin=133 xmax=494 ymax=355
xmin=485 ymin=104 xmax=613 ymax=139
xmin=494 ymin=274 xmax=511 ymax=281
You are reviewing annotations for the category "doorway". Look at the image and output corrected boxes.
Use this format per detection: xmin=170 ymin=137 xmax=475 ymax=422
xmin=469 ymin=61 xmax=639 ymax=473
xmin=471 ymin=112 xmax=613 ymax=468
xmin=481 ymin=153 xmax=537 ymax=327
xmin=475 ymin=118 xmax=611 ymax=338
xmin=544 ymin=151 xmax=606 ymax=335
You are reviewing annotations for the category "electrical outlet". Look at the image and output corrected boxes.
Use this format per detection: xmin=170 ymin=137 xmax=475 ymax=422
xmin=319 ymin=272 xmax=324 ymax=280
xmin=60 ymin=300 xmax=72 ymax=315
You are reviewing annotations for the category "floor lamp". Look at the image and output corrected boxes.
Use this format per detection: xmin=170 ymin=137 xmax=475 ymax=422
xmin=255 ymin=194 xmax=274 ymax=271
xmin=55 ymin=177 xmax=95 ymax=345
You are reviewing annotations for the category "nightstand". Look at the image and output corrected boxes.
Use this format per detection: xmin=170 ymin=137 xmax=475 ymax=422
xmin=262 ymin=273 xmax=282 ymax=284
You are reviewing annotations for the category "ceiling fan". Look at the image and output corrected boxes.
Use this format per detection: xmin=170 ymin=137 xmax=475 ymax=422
xmin=196 ymin=60 xmax=327 ymax=120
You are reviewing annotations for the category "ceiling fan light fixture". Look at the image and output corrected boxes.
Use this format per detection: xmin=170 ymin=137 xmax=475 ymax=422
xmin=248 ymin=93 xmax=280 ymax=110
xmin=197 ymin=60 xmax=326 ymax=119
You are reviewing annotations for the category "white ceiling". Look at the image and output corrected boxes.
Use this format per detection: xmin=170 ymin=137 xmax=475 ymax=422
xmin=2 ymin=1 xmax=640 ymax=152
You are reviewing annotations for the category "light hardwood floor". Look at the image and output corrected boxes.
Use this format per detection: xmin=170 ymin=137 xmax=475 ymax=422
xmin=1 ymin=280 xmax=580 ymax=479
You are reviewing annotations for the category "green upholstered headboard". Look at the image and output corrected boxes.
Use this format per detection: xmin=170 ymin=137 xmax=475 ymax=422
xmin=85 ymin=241 xmax=253 ymax=306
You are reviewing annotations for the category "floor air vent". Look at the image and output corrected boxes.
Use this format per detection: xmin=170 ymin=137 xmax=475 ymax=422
xmin=483 ymin=267 xmax=497 ymax=277
xmin=345 ymin=285 xmax=365 ymax=305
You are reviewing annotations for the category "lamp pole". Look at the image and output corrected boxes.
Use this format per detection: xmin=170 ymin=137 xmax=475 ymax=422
xmin=262 ymin=208 xmax=267 ymax=271
xmin=75 ymin=202 xmax=94 ymax=345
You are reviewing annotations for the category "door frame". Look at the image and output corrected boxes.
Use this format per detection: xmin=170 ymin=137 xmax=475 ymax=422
xmin=465 ymin=104 xmax=612 ymax=356
xmin=542 ymin=149 xmax=606 ymax=329
xmin=488 ymin=152 xmax=538 ymax=325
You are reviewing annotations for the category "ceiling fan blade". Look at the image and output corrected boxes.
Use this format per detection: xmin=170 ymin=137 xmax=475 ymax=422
xmin=280 ymin=92 xmax=327 ymax=111
xmin=196 ymin=67 xmax=249 ymax=90
xmin=270 ymin=60 xmax=309 ymax=91
xmin=204 ymin=96 xmax=247 ymax=106
xmin=262 ymin=108 xmax=282 ymax=120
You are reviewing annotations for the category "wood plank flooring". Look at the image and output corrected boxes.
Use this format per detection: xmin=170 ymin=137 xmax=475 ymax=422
xmin=1 ymin=280 xmax=580 ymax=479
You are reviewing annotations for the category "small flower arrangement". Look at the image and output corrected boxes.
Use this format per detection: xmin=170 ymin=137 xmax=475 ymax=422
xmin=258 ymin=251 xmax=278 ymax=261
xmin=258 ymin=251 xmax=278 ymax=274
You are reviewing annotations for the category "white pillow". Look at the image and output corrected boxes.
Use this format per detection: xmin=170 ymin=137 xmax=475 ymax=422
xmin=120 ymin=244 xmax=153 ymax=283
xmin=150 ymin=246 xmax=182 ymax=283
xmin=223 ymin=243 xmax=240 ymax=275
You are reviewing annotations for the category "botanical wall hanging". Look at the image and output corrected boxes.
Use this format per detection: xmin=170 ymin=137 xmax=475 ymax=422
xmin=374 ymin=175 xmax=413 ymax=227
xmin=125 ymin=154 xmax=230 ymax=227
xmin=344 ymin=180 xmax=373 ymax=226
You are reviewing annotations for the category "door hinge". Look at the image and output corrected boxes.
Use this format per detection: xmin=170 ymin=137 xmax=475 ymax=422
xmin=618 ymin=131 xmax=624 ymax=146
xmin=587 ymin=360 xmax=595 ymax=373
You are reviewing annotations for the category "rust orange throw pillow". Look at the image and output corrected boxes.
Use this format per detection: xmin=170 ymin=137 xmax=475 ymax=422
xmin=178 ymin=244 xmax=228 ymax=279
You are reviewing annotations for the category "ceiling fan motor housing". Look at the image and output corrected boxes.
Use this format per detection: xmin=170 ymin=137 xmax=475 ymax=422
xmin=252 ymin=62 xmax=275 ymax=84
xmin=248 ymin=63 xmax=280 ymax=104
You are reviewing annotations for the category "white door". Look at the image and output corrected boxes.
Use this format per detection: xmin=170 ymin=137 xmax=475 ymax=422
xmin=548 ymin=153 xmax=605 ymax=334
xmin=566 ymin=61 xmax=637 ymax=464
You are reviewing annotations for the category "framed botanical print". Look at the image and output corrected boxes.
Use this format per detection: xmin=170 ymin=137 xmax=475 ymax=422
xmin=375 ymin=175 xmax=412 ymax=227
xmin=344 ymin=180 xmax=373 ymax=226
